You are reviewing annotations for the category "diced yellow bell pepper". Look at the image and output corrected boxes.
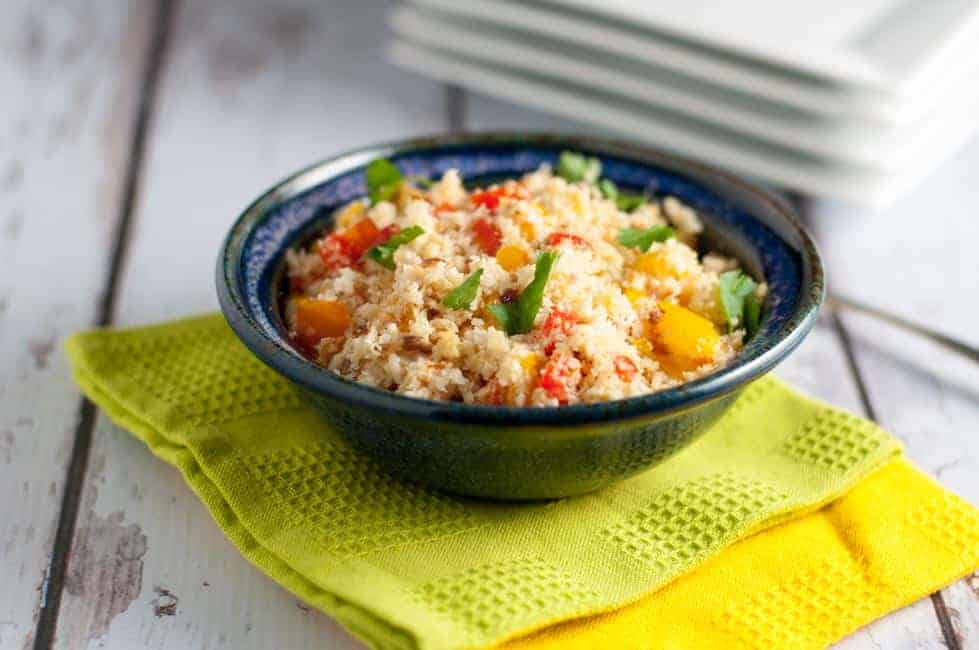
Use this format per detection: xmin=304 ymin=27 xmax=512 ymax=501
xmin=496 ymin=244 xmax=529 ymax=271
xmin=624 ymin=286 xmax=644 ymax=307
xmin=632 ymin=337 xmax=653 ymax=357
xmin=293 ymin=298 xmax=352 ymax=350
xmin=518 ymin=353 xmax=541 ymax=394
xmin=635 ymin=249 xmax=680 ymax=278
xmin=650 ymin=300 xmax=719 ymax=376
xmin=517 ymin=220 xmax=536 ymax=242
xmin=520 ymin=353 xmax=541 ymax=375
xmin=336 ymin=201 xmax=366 ymax=228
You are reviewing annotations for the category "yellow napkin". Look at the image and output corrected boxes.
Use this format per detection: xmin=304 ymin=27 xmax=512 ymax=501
xmin=508 ymin=458 xmax=979 ymax=648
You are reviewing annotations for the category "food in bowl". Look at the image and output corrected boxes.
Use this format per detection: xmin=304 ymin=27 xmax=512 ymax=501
xmin=284 ymin=151 xmax=765 ymax=407
xmin=220 ymin=134 xmax=822 ymax=498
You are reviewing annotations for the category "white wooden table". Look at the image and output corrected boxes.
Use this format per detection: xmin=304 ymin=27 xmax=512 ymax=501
xmin=2 ymin=1 xmax=977 ymax=648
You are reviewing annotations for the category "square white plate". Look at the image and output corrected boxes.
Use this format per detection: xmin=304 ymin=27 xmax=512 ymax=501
xmin=410 ymin=0 xmax=979 ymax=126
xmin=391 ymin=6 xmax=979 ymax=171
xmin=543 ymin=0 xmax=979 ymax=94
xmin=387 ymin=38 xmax=979 ymax=207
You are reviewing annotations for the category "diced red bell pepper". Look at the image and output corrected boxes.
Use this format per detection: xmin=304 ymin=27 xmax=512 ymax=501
xmin=538 ymin=354 xmax=581 ymax=405
xmin=470 ymin=183 xmax=527 ymax=213
xmin=316 ymin=219 xmax=398 ymax=271
xmin=343 ymin=218 xmax=381 ymax=256
xmin=613 ymin=355 xmax=638 ymax=382
xmin=376 ymin=224 xmax=399 ymax=243
xmin=471 ymin=188 xmax=504 ymax=212
xmin=547 ymin=232 xmax=589 ymax=247
xmin=542 ymin=307 xmax=579 ymax=354
xmin=472 ymin=218 xmax=503 ymax=255
xmin=317 ymin=232 xmax=361 ymax=271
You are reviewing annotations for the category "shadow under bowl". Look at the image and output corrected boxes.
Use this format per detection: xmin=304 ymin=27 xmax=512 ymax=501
xmin=216 ymin=133 xmax=824 ymax=500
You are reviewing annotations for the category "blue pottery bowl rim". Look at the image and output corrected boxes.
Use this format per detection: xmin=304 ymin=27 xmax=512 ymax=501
xmin=217 ymin=132 xmax=824 ymax=426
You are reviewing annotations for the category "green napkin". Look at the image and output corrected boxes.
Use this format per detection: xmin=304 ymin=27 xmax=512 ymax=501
xmin=66 ymin=314 xmax=900 ymax=650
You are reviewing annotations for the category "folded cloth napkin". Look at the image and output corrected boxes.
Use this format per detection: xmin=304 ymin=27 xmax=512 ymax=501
xmin=66 ymin=315 xmax=979 ymax=650
xmin=506 ymin=457 xmax=979 ymax=649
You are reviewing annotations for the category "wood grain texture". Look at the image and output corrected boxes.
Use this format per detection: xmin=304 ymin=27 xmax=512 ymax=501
xmin=0 ymin=3 xmax=154 ymax=648
xmin=813 ymin=132 xmax=979 ymax=648
xmin=943 ymin=576 xmax=979 ymax=648
xmin=113 ymin=0 xmax=447 ymax=325
xmin=51 ymin=1 xmax=443 ymax=648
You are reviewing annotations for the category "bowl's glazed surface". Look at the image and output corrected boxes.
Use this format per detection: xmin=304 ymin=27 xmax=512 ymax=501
xmin=217 ymin=133 xmax=823 ymax=499
xmin=301 ymin=386 xmax=738 ymax=498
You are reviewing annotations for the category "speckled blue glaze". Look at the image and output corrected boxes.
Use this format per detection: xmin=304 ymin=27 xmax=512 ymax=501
xmin=218 ymin=134 xmax=823 ymax=499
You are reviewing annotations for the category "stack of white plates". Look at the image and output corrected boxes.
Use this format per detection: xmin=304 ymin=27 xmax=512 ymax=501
xmin=386 ymin=0 xmax=979 ymax=207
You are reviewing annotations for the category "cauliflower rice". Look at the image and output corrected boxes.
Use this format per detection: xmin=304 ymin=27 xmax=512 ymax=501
xmin=284 ymin=156 xmax=764 ymax=407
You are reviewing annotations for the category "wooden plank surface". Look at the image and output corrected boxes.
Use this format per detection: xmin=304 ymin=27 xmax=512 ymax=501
xmin=0 ymin=3 xmax=155 ymax=648
xmin=812 ymin=135 xmax=979 ymax=647
xmin=51 ymin=1 xmax=444 ymax=648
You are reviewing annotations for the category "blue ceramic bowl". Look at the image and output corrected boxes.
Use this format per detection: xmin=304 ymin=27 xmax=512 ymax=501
xmin=217 ymin=133 xmax=823 ymax=500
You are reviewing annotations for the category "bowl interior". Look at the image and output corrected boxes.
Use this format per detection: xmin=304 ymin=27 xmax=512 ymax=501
xmin=220 ymin=134 xmax=822 ymax=422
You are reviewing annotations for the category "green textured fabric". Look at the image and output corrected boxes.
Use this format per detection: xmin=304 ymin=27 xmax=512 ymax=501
xmin=66 ymin=314 xmax=901 ymax=650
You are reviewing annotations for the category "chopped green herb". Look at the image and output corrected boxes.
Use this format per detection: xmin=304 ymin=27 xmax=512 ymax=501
xmin=365 ymin=158 xmax=403 ymax=205
xmin=615 ymin=194 xmax=648 ymax=212
xmin=487 ymin=251 xmax=560 ymax=335
xmin=513 ymin=252 xmax=558 ymax=333
xmin=556 ymin=151 xmax=601 ymax=184
xmin=486 ymin=303 xmax=514 ymax=333
xmin=599 ymin=177 xmax=647 ymax=212
xmin=718 ymin=270 xmax=759 ymax=331
xmin=598 ymin=178 xmax=618 ymax=199
xmin=366 ymin=225 xmax=424 ymax=269
xmin=617 ymin=225 xmax=674 ymax=252
xmin=442 ymin=269 xmax=483 ymax=310
xmin=744 ymin=292 xmax=763 ymax=338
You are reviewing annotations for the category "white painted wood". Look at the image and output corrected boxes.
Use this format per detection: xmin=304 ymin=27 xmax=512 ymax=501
xmin=52 ymin=1 xmax=443 ymax=648
xmin=114 ymin=0 xmax=447 ymax=325
xmin=0 ymin=3 xmax=154 ymax=648
xmin=943 ymin=576 xmax=979 ymax=646
xmin=812 ymin=131 xmax=979 ymax=646
xmin=814 ymin=133 xmax=979 ymax=347
xmin=773 ymin=315 xmax=865 ymax=413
